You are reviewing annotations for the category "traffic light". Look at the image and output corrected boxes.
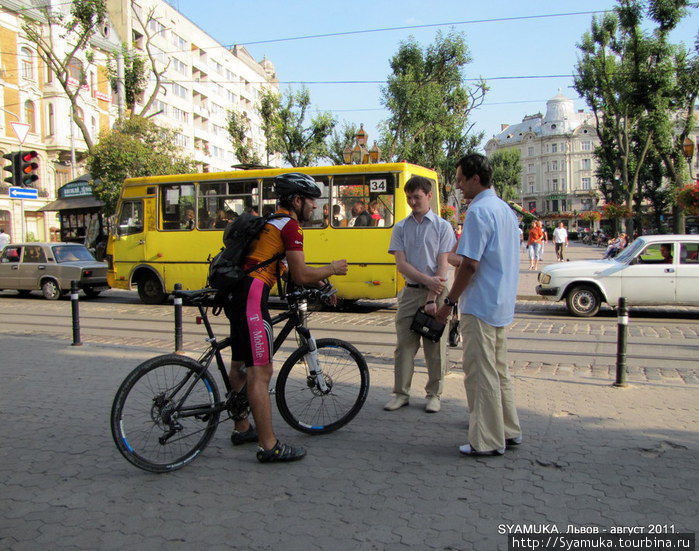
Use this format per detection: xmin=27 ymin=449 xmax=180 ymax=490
xmin=19 ymin=150 xmax=38 ymax=187
xmin=2 ymin=151 xmax=20 ymax=187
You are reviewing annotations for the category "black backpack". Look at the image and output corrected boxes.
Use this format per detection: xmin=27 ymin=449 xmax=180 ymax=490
xmin=207 ymin=212 xmax=288 ymax=301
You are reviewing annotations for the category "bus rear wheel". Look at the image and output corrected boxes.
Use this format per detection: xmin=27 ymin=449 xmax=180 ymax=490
xmin=137 ymin=273 xmax=167 ymax=304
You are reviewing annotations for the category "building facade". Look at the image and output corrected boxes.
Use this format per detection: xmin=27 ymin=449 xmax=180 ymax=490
xmin=0 ymin=0 xmax=278 ymax=244
xmin=485 ymin=92 xmax=602 ymax=223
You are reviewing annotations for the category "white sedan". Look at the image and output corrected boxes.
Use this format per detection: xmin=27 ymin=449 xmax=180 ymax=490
xmin=536 ymin=235 xmax=699 ymax=316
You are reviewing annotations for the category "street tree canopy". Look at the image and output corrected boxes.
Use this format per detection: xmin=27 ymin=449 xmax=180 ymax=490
xmin=490 ymin=148 xmax=522 ymax=202
xmin=574 ymin=0 xmax=697 ymax=234
xmin=380 ymin=31 xmax=486 ymax=204
xmin=87 ymin=117 xmax=196 ymax=216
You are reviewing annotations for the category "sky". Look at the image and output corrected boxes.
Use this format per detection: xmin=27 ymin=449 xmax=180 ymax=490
xmin=172 ymin=0 xmax=698 ymax=150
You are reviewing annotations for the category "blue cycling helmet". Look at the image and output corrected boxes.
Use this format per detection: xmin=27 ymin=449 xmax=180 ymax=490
xmin=274 ymin=172 xmax=322 ymax=200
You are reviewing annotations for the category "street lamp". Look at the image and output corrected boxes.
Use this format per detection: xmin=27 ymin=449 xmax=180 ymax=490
xmin=682 ymin=137 xmax=695 ymax=178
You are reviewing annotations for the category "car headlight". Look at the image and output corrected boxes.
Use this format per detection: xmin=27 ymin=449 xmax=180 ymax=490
xmin=539 ymin=273 xmax=551 ymax=284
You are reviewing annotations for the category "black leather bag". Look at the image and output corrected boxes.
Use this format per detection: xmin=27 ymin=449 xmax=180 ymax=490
xmin=410 ymin=307 xmax=445 ymax=343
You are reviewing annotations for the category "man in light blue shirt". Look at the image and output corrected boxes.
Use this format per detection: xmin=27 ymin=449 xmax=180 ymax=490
xmin=436 ymin=154 xmax=522 ymax=457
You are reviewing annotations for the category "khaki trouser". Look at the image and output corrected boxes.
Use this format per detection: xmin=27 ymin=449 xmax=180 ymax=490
xmin=461 ymin=314 xmax=521 ymax=451
xmin=393 ymin=286 xmax=448 ymax=398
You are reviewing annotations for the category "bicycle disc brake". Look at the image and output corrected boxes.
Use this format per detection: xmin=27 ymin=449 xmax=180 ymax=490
xmin=226 ymin=389 xmax=251 ymax=421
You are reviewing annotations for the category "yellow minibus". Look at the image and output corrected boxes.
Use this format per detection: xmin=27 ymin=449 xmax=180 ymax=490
xmin=106 ymin=162 xmax=441 ymax=304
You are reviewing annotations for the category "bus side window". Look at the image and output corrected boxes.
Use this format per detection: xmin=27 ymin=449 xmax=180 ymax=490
xmin=117 ymin=200 xmax=143 ymax=236
xmin=160 ymin=184 xmax=195 ymax=231
xmin=299 ymin=176 xmax=329 ymax=229
xmin=333 ymin=173 xmax=394 ymax=228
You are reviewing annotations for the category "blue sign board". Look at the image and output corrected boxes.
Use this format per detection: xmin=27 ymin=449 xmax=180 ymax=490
xmin=9 ymin=187 xmax=39 ymax=199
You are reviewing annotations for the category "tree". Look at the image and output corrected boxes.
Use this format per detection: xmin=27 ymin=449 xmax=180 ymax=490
xmin=574 ymin=0 xmax=696 ymax=235
xmin=22 ymin=0 xmax=108 ymax=151
xmin=324 ymin=122 xmax=358 ymax=166
xmin=107 ymin=46 xmax=148 ymax=114
xmin=273 ymin=88 xmax=336 ymax=167
xmin=380 ymin=31 xmax=486 ymax=204
xmin=86 ymin=117 xmax=196 ymax=215
xmin=226 ymin=110 xmax=262 ymax=165
xmin=489 ymin=148 xmax=522 ymax=202
xmin=258 ymin=88 xmax=282 ymax=166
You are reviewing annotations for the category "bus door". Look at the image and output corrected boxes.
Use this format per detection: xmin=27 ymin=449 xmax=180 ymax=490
xmin=114 ymin=198 xmax=145 ymax=267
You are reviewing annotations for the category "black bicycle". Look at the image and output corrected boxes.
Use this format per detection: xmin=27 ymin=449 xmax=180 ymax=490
xmin=110 ymin=286 xmax=370 ymax=473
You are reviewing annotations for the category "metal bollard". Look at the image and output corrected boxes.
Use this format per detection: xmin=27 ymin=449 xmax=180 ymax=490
xmin=70 ymin=280 xmax=82 ymax=346
xmin=174 ymin=283 xmax=183 ymax=353
xmin=613 ymin=297 xmax=628 ymax=387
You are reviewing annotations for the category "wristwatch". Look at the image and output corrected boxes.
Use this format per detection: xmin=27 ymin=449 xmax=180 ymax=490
xmin=444 ymin=297 xmax=457 ymax=307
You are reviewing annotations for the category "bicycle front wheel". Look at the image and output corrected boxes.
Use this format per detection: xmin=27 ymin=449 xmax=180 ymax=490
xmin=276 ymin=338 xmax=369 ymax=434
xmin=110 ymin=354 xmax=221 ymax=473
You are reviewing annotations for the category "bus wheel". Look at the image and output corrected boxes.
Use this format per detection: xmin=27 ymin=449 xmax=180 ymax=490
xmin=137 ymin=273 xmax=167 ymax=304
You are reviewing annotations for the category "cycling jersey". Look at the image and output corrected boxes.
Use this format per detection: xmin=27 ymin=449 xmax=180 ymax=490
xmin=243 ymin=208 xmax=303 ymax=288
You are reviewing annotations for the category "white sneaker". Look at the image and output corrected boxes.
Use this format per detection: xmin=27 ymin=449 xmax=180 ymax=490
xmin=425 ymin=396 xmax=441 ymax=413
xmin=384 ymin=395 xmax=409 ymax=411
xmin=458 ymin=443 xmax=505 ymax=456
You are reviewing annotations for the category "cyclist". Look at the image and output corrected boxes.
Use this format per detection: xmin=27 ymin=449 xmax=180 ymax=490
xmin=224 ymin=172 xmax=348 ymax=463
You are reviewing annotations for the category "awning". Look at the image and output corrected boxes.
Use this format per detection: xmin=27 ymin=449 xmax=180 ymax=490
xmin=38 ymin=195 xmax=104 ymax=211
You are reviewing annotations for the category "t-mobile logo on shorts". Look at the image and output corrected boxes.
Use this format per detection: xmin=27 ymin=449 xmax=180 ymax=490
xmin=249 ymin=314 xmax=260 ymax=322
xmin=252 ymin=329 xmax=265 ymax=359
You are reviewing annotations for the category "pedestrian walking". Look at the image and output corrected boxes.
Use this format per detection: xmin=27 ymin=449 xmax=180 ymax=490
xmin=384 ymin=176 xmax=455 ymax=414
xmin=0 ymin=228 xmax=9 ymax=250
xmin=553 ymin=222 xmax=569 ymax=261
xmin=436 ymin=153 xmax=522 ymax=457
xmin=527 ymin=222 xmax=544 ymax=270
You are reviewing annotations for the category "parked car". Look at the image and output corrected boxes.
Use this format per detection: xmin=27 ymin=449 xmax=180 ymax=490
xmin=536 ymin=235 xmax=699 ymax=316
xmin=0 ymin=242 xmax=109 ymax=300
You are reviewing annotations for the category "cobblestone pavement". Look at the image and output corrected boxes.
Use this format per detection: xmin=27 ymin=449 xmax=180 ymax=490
xmin=1 ymin=296 xmax=698 ymax=549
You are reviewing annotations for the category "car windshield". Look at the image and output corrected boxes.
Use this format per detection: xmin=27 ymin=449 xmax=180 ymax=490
xmin=52 ymin=245 xmax=95 ymax=263
xmin=614 ymin=239 xmax=644 ymax=263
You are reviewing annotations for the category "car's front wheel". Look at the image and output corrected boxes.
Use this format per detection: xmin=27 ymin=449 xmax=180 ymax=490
xmin=566 ymin=285 xmax=601 ymax=317
xmin=41 ymin=279 xmax=61 ymax=301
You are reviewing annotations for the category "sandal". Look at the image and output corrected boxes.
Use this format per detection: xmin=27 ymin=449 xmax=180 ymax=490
xmin=256 ymin=440 xmax=306 ymax=463
xmin=230 ymin=425 xmax=258 ymax=446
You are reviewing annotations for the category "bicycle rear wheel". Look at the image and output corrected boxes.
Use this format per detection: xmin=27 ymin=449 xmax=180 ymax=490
xmin=275 ymin=338 xmax=369 ymax=434
xmin=110 ymin=354 xmax=221 ymax=473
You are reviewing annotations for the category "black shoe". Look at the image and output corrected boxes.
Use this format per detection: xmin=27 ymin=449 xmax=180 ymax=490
xmin=505 ymin=435 xmax=523 ymax=448
xmin=230 ymin=425 xmax=258 ymax=446
xmin=256 ymin=441 xmax=306 ymax=463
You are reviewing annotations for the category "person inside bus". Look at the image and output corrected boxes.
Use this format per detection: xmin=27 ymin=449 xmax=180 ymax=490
xmin=198 ymin=208 xmax=212 ymax=229
xmin=214 ymin=209 xmax=230 ymax=229
xmin=368 ymin=200 xmax=385 ymax=227
xmin=349 ymin=200 xmax=372 ymax=227
xmin=224 ymin=172 xmax=348 ymax=463
xmin=384 ymin=175 xmax=455 ymax=414
xmin=331 ymin=204 xmax=345 ymax=227
xmin=181 ymin=208 xmax=195 ymax=230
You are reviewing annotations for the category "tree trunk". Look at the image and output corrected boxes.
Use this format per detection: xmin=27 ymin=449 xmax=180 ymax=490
xmin=624 ymin=190 xmax=634 ymax=237
xmin=672 ymin=204 xmax=685 ymax=234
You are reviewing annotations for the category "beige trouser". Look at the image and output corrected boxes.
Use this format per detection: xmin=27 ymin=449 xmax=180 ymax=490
xmin=461 ymin=314 xmax=521 ymax=451
xmin=393 ymin=286 xmax=448 ymax=398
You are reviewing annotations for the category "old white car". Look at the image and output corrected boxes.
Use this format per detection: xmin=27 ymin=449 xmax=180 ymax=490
xmin=536 ymin=235 xmax=699 ymax=316
xmin=0 ymin=242 xmax=109 ymax=300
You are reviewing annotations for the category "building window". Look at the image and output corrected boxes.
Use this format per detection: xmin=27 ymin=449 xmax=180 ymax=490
xmin=529 ymin=184 xmax=534 ymax=194
xmin=24 ymin=101 xmax=36 ymax=133
xmin=551 ymin=160 xmax=558 ymax=171
xmin=20 ymin=47 xmax=34 ymax=80
xmin=552 ymin=179 xmax=558 ymax=191
xmin=551 ymin=143 xmax=558 ymax=153
xmin=68 ymin=57 xmax=82 ymax=82
xmin=527 ymin=146 xmax=534 ymax=156
xmin=47 ymin=104 xmax=55 ymax=136
xmin=528 ymin=164 xmax=534 ymax=174
xmin=581 ymin=158 xmax=591 ymax=170
xmin=581 ymin=140 xmax=592 ymax=151
xmin=582 ymin=178 xmax=591 ymax=190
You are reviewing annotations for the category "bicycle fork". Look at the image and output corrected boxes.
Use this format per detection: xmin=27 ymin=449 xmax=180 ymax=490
xmin=295 ymin=326 xmax=329 ymax=394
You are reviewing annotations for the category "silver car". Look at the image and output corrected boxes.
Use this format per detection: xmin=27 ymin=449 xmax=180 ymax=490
xmin=0 ymin=242 xmax=109 ymax=300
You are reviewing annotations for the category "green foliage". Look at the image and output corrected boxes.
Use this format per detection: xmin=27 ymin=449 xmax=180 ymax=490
xmin=107 ymin=46 xmax=148 ymax=112
xmin=275 ymin=88 xmax=336 ymax=167
xmin=324 ymin=122 xmax=358 ymax=166
xmin=574 ymin=0 xmax=697 ymax=234
xmin=258 ymin=89 xmax=281 ymax=165
xmin=489 ymin=148 xmax=522 ymax=202
xmin=379 ymin=31 xmax=486 ymax=203
xmin=87 ymin=117 xmax=196 ymax=216
xmin=226 ymin=109 xmax=262 ymax=165
xmin=68 ymin=0 xmax=107 ymax=35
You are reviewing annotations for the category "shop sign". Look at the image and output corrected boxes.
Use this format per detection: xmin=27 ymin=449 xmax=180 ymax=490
xmin=59 ymin=181 xmax=93 ymax=199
